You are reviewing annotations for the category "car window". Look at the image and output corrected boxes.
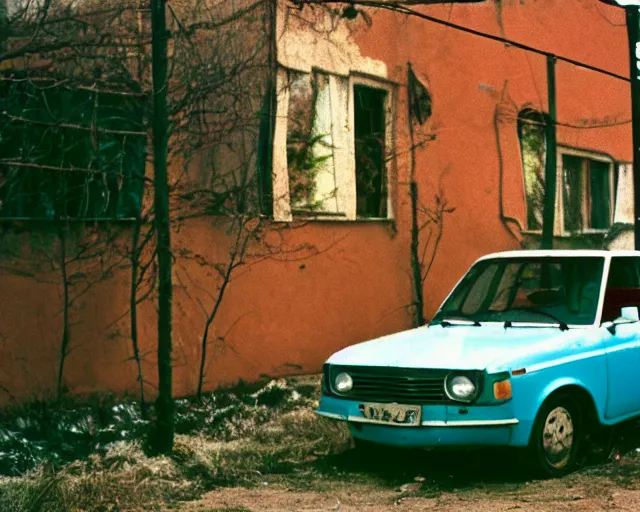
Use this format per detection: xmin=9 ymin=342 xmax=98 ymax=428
xmin=608 ymin=257 xmax=640 ymax=288
xmin=433 ymin=256 xmax=605 ymax=326
xmin=488 ymin=263 xmax=522 ymax=311
xmin=602 ymin=257 xmax=640 ymax=322
xmin=460 ymin=264 xmax=499 ymax=315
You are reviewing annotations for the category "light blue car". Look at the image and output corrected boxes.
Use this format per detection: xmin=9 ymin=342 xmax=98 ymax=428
xmin=316 ymin=250 xmax=640 ymax=476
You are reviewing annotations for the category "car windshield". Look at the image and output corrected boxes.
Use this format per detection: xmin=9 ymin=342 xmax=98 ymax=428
xmin=432 ymin=256 xmax=605 ymax=326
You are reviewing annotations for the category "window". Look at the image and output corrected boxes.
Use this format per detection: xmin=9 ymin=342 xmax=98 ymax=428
xmin=275 ymin=68 xmax=393 ymax=221
xmin=433 ymin=257 xmax=605 ymax=326
xmin=458 ymin=263 xmax=499 ymax=315
xmin=602 ymin=257 xmax=640 ymax=322
xmin=286 ymin=71 xmax=346 ymax=215
xmin=517 ymin=109 xmax=547 ymax=232
xmin=0 ymin=79 xmax=145 ymax=220
xmin=560 ymin=149 xmax=614 ymax=234
xmin=354 ymin=85 xmax=387 ymax=218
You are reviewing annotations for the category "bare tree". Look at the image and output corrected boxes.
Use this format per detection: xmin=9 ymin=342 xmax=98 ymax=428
xmin=1 ymin=1 xmax=153 ymax=406
xmin=1 ymin=2 xmax=324 ymax=453
xmin=1 ymin=1 xmax=284 ymax=449
xmin=162 ymin=0 xmax=278 ymax=399
xmin=407 ymin=62 xmax=454 ymax=327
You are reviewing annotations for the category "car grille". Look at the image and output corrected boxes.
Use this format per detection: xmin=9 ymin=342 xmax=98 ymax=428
xmin=326 ymin=365 xmax=450 ymax=404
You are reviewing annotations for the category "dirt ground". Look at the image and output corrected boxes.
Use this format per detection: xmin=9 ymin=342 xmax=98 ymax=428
xmin=176 ymin=449 xmax=640 ymax=512
xmin=181 ymin=485 xmax=640 ymax=512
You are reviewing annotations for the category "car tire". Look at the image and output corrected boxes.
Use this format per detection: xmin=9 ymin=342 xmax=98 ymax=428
xmin=528 ymin=393 xmax=582 ymax=478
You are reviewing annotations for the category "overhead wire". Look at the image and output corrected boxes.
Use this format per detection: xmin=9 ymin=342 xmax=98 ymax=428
xmin=321 ymin=0 xmax=631 ymax=83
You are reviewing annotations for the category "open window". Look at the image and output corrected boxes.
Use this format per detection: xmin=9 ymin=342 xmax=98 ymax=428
xmin=274 ymin=68 xmax=394 ymax=221
xmin=560 ymin=149 xmax=614 ymax=234
xmin=354 ymin=85 xmax=388 ymax=218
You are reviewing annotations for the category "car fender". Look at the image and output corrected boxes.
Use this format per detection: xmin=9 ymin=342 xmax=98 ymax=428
xmin=508 ymin=356 xmax=607 ymax=447
xmin=539 ymin=376 xmax=596 ymax=411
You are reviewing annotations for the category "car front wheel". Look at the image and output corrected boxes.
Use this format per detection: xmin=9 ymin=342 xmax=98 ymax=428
xmin=529 ymin=394 xmax=582 ymax=477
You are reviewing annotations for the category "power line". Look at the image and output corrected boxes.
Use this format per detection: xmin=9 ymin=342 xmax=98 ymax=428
xmin=395 ymin=4 xmax=630 ymax=82
xmin=313 ymin=1 xmax=631 ymax=83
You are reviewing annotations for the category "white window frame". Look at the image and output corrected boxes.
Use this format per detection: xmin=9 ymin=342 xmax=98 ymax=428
xmin=555 ymin=146 xmax=615 ymax=236
xmin=271 ymin=67 xmax=395 ymax=222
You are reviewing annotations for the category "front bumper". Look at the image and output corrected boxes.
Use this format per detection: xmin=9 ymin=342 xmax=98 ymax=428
xmin=316 ymin=394 xmax=527 ymax=448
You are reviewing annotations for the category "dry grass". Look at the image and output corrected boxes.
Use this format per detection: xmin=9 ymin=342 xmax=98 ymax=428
xmin=3 ymin=376 xmax=640 ymax=511
xmin=0 ymin=377 xmax=351 ymax=511
xmin=0 ymin=442 xmax=200 ymax=511
xmin=173 ymin=409 xmax=350 ymax=487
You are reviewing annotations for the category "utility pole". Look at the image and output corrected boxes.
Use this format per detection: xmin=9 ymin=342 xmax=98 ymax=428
xmin=626 ymin=7 xmax=640 ymax=250
xmin=150 ymin=0 xmax=174 ymax=454
xmin=541 ymin=56 xmax=558 ymax=249
xmin=600 ymin=1 xmax=640 ymax=249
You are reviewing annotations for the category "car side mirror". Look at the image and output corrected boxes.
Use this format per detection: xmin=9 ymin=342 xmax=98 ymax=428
xmin=621 ymin=306 xmax=640 ymax=322
xmin=604 ymin=306 xmax=640 ymax=334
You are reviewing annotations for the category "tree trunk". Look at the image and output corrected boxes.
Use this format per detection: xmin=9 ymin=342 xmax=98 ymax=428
xmin=150 ymin=0 xmax=173 ymax=454
xmin=410 ymin=181 xmax=425 ymax=327
xmin=197 ymin=220 xmax=248 ymax=399
xmin=130 ymin=219 xmax=147 ymax=418
xmin=407 ymin=63 xmax=426 ymax=327
xmin=57 ymin=224 xmax=71 ymax=399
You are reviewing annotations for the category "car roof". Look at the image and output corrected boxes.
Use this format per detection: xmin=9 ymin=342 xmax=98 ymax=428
xmin=476 ymin=249 xmax=640 ymax=262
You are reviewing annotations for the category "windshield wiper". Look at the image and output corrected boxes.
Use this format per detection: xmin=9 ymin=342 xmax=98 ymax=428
xmin=440 ymin=317 xmax=481 ymax=327
xmin=504 ymin=320 xmax=569 ymax=331
xmin=503 ymin=309 xmax=569 ymax=331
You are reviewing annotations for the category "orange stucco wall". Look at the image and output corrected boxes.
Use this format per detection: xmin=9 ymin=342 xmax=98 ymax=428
xmin=0 ymin=0 xmax=632 ymax=404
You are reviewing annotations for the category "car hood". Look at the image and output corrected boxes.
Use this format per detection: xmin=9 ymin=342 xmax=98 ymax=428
xmin=326 ymin=323 xmax=599 ymax=373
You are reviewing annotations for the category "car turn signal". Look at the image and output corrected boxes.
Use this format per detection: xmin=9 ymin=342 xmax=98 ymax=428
xmin=493 ymin=379 xmax=512 ymax=400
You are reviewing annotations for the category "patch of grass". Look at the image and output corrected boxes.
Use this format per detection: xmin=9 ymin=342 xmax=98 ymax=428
xmin=172 ymin=409 xmax=350 ymax=487
xmin=0 ymin=377 xmax=336 ymax=511
xmin=0 ymin=467 xmax=67 ymax=512
xmin=0 ymin=376 xmax=322 ymax=477
xmin=0 ymin=442 xmax=202 ymax=512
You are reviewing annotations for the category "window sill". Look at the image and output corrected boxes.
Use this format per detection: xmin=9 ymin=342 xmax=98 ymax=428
xmin=523 ymin=230 xmax=609 ymax=239
xmin=290 ymin=210 xmax=348 ymax=220
xmin=285 ymin=209 xmax=393 ymax=223
xmin=281 ymin=215 xmax=395 ymax=224
xmin=558 ymin=230 xmax=609 ymax=237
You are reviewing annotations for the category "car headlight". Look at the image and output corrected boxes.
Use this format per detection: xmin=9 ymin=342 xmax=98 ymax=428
xmin=334 ymin=372 xmax=353 ymax=393
xmin=445 ymin=374 xmax=477 ymax=403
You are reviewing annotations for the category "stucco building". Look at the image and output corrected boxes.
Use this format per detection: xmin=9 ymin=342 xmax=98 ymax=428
xmin=0 ymin=0 xmax=635 ymax=403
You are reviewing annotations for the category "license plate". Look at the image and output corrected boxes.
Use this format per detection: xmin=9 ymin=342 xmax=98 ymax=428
xmin=358 ymin=402 xmax=422 ymax=426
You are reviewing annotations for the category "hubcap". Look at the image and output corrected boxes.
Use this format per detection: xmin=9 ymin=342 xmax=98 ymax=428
xmin=542 ymin=406 xmax=574 ymax=468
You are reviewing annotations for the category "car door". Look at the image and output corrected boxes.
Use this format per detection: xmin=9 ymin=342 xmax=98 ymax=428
xmin=603 ymin=256 xmax=640 ymax=420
